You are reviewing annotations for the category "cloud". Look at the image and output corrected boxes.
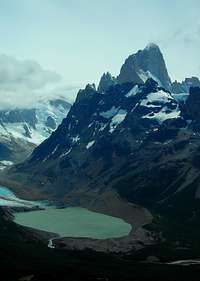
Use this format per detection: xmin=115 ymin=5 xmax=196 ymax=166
xmin=0 ymin=55 xmax=61 ymax=91
xmin=0 ymin=55 xmax=79 ymax=109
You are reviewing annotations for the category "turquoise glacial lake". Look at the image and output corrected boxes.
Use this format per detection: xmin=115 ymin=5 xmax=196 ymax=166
xmin=14 ymin=207 xmax=132 ymax=239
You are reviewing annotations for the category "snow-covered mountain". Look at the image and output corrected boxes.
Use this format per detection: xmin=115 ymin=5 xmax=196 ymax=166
xmin=7 ymin=78 xmax=186 ymax=199
xmin=28 ymin=79 xmax=181 ymax=158
xmin=0 ymin=97 xmax=71 ymax=168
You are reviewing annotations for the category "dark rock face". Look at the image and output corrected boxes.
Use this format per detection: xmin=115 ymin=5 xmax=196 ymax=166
xmin=118 ymin=43 xmax=171 ymax=90
xmin=46 ymin=116 xmax=57 ymax=130
xmin=184 ymin=87 xmax=200 ymax=133
xmin=185 ymin=87 xmax=200 ymax=121
xmin=23 ymin=123 xmax=32 ymax=138
xmin=98 ymin=72 xmax=117 ymax=93
xmin=171 ymin=77 xmax=200 ymax=95
xmin=0 ymin=143 xmax=12 ymax=160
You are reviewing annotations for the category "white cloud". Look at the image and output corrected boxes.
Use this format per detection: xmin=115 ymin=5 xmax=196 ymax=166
xmin=0 ymin=55 xmax=79 ymax=109
xmin=0 ymin=55 xmax=61 ymax=90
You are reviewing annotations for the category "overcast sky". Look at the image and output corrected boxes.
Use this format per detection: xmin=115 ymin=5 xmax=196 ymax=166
xmin=0 ymin=0 xmax=199 ymax=102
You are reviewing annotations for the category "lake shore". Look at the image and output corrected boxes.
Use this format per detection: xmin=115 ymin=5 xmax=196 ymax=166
xmin=45 ymin=190 xmax=155 ymax=253
xmin=1 ymin=182 xmax=155 ymax=254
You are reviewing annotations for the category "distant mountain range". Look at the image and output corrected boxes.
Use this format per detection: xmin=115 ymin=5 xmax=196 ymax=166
xmin=0 ymin=97 xmax=71 ymax=169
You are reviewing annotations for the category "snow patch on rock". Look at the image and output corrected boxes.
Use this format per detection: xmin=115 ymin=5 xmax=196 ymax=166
xmin=126 ymin=85 xmax=140 ymax=97
xmin=140 ymin=90 xmax=176 ymax=109
xmin=72 ymin=135 xmax=80 ymax=143
xmin=0 ymin=160 xmax=13 ymax=170
xmin=86 ymin=140 xmax=95 ymax=149
xmin=109 ymin=109 xmax=127 ymax=133
xmin=60 ymin=147 xmax=72 ymax=158
xmin=142 ymin=106 xmax=180 ymax=123
xmin=100 ymin=106 xmax=120 ymax=119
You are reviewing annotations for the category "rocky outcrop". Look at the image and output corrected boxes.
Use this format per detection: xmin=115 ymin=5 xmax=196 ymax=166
xmin=98 ymin=72 xmax=117 ymax=93
xmin=171 ymin=77 xmax=200 ymax=94
xmin=118 ymin=43 xmax=171 ymax=90
xmin=185 ymin=87 xmax=200 ymax=121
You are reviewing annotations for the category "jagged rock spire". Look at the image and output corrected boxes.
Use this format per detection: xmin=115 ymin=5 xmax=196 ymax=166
xmin=98 ymin=72 xmax=116 ymax=93
xmin=118 ymin=43 xmax=171 ymax=90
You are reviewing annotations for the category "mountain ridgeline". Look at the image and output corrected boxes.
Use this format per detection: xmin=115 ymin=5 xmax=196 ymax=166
xmin=6 ymin=44 xmax=200 ymax=219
